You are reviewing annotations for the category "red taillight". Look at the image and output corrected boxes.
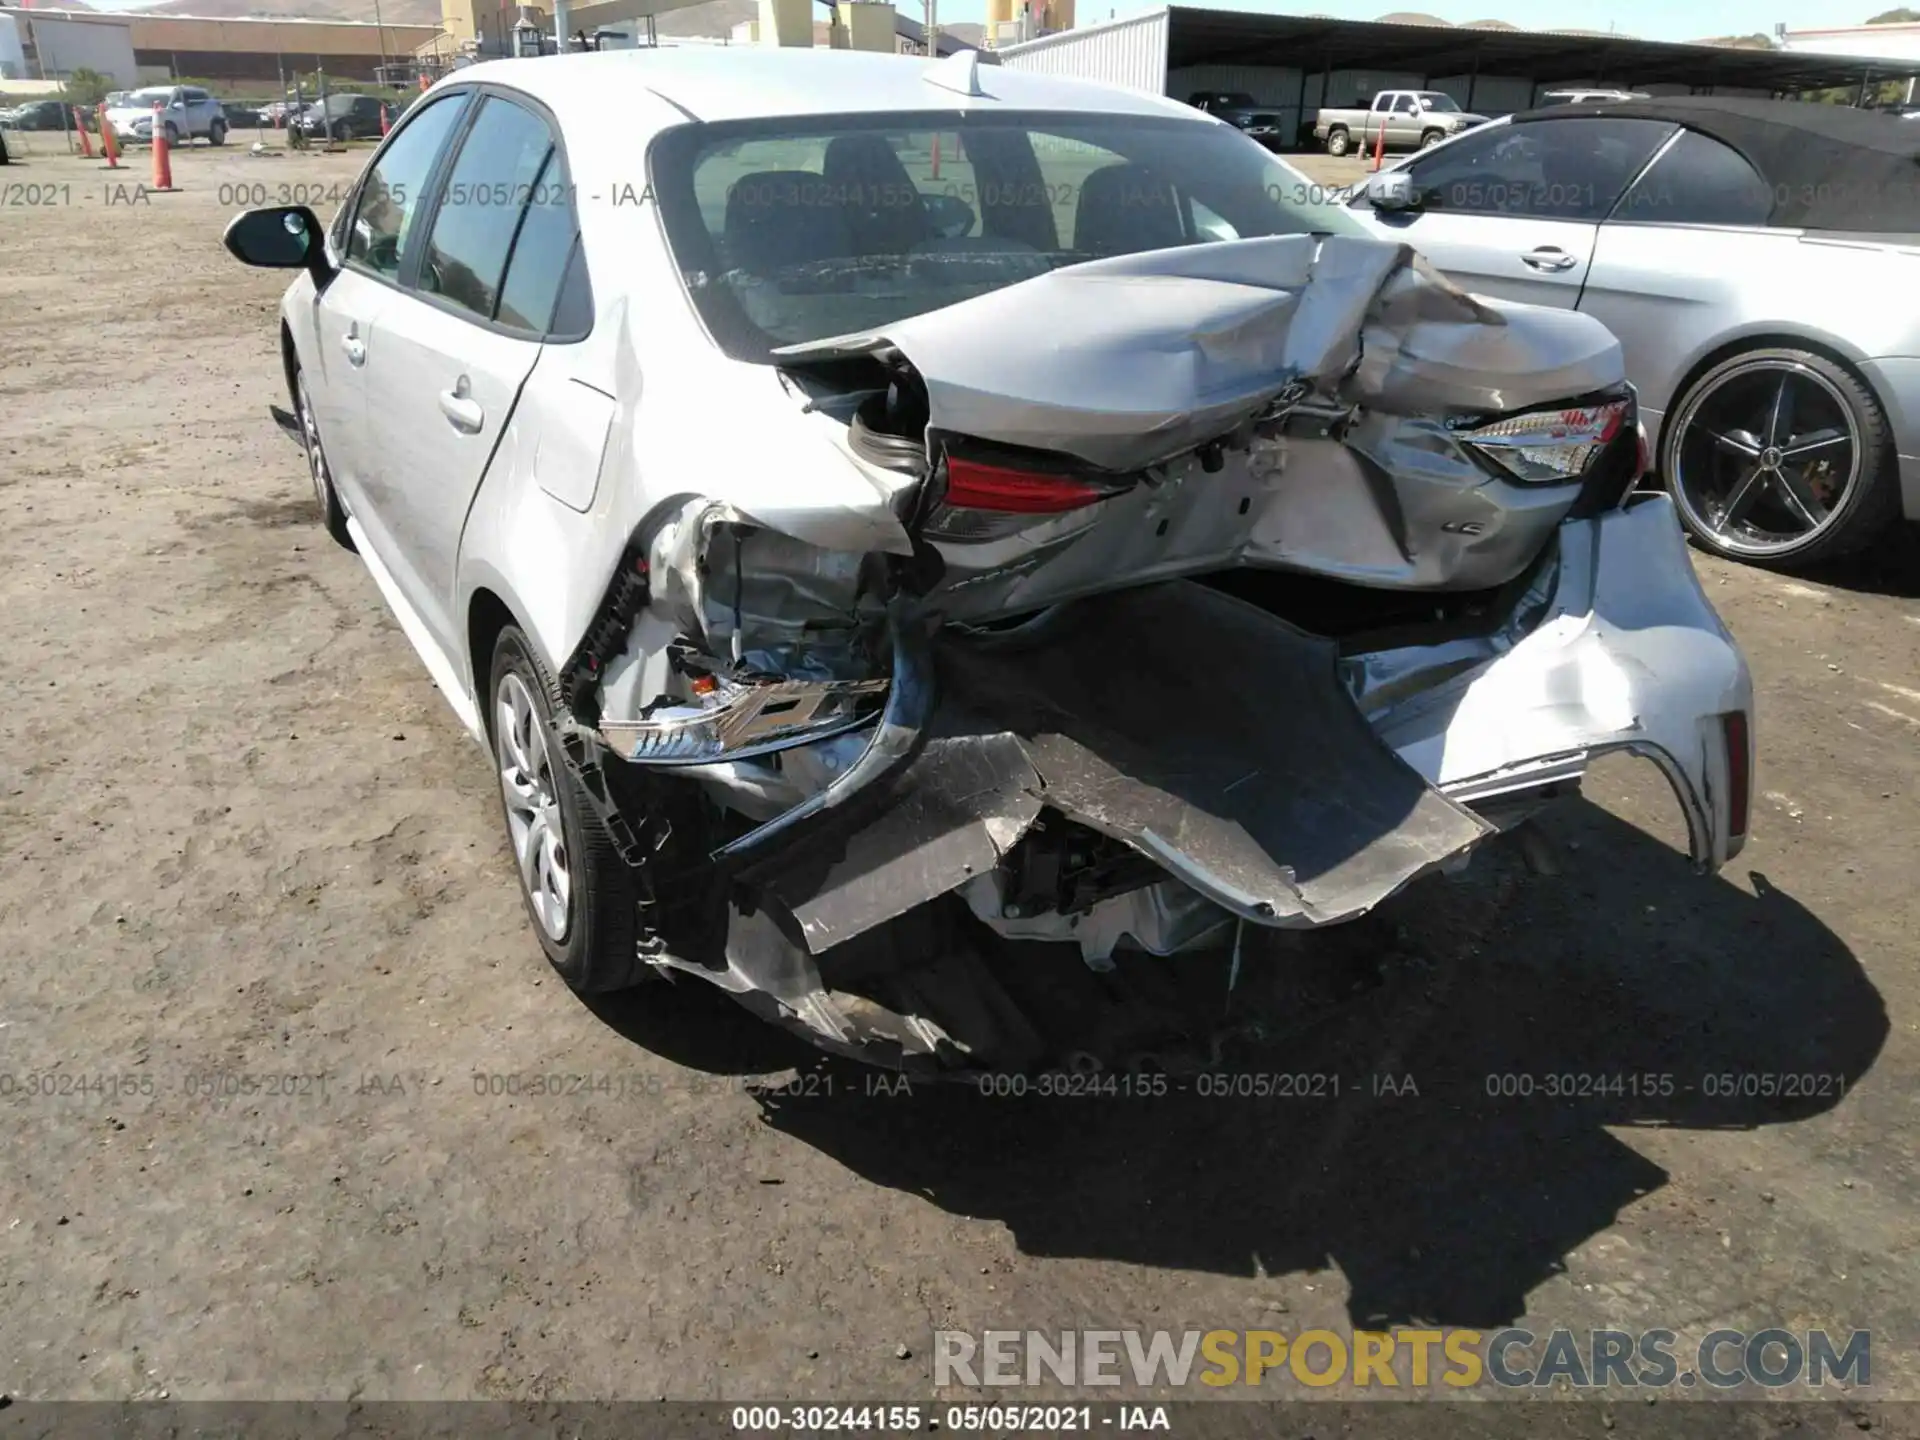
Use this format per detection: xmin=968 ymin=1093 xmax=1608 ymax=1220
xmin=943 ymin=457 xmax=1110 ymax=514
xmin=1721 ymin=710 xmax=1751 ymax=839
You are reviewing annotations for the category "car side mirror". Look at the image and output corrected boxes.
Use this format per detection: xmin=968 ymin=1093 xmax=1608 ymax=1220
xmin=1364 ymin=169 xmax=1418 ymax=212
xmin=223 ymin=205 xmax=334 ymax=286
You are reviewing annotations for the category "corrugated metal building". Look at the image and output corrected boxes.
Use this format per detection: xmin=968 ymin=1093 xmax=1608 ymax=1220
xmin=997 ymin=7 xmax=1915 ymax=149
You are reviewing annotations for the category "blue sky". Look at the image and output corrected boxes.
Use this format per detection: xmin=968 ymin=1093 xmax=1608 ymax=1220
xmin=77 ymin=0 xmax=1895 ymax=43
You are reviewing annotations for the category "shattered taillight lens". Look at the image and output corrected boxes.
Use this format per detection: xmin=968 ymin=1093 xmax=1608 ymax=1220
xmin=1460 ymin=399 xmax=1631 ymax=485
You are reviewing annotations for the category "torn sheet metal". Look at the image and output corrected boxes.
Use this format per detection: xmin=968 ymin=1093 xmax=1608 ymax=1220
xmin=752 ymin=580 xmax=1497 ymax=953
xmin=773 ymin=234 xmax=1623 ymax=473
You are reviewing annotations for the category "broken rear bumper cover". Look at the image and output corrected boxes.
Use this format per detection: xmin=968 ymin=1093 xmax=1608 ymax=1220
xmin=568 ymin=495 xmax=1750 ymax=1069
xmin=1354 ymin=493 xmax=1753 ymax=874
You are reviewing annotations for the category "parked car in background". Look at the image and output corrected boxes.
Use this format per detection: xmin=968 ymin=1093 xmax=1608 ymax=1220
xmin=1315 ymin=90 xmax=1490 ymax=156
xmin=4 ymin=99 xmax=76 ymax=132
xmin=1348 ymin=96 xmax=1920 ymax=566
xmin=220 ymin=48 xmax=1751 ymax=1072
xmin=222 ymin=100 xmax=269 ymax=129
xmin=106 ymin=85 xmax=228 ymax=146
xmin=293 ymin=93 xmax=388 ymax=141
xmin=1186 ymin=90 xmax=1286 ymax=149
xmin=1539 ymin=89 xmax=1650 ymax=105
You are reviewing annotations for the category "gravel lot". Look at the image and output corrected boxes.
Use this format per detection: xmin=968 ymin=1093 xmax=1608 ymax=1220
xmin=3 ymin=136 xmax=1919 ymax=1412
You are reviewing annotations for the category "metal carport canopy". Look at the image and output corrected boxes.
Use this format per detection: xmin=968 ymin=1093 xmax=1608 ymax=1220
xmin=1161 ymin=6 xmax=1920 ymax=93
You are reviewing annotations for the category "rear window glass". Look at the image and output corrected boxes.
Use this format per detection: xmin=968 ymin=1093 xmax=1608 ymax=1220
xmin=649 ymin=109 xmax=1366 ymax=362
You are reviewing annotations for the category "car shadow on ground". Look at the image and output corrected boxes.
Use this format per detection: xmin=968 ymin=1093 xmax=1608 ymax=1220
xmin=694 ymin=798 xmax=1889 ymax=1329
xmin=1787 ymin=522 xmax=1920 ymax=600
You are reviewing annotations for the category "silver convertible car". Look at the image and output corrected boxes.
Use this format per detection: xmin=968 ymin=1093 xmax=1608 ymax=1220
xmin=223 ymin=48 xmax=1754 ymax=1071
xmin=1349 ymin=96 xmax=1920 ymax=568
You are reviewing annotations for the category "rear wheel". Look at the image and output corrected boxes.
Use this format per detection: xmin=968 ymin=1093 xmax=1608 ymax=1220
xmin=163 ymin=121 xmax=179 ymax=146
xmin=209 ymin=119 xmax=227 ymax=146
xmin=489 ymin=626 xmax=650 ymax=994
xmin=1325 ymin=126 xmax=1351 ymax=157
xmin=294 ymin=366 xmax=354 ymax=551
xmin=1663 ymin=346 xmax=1898 ymax=568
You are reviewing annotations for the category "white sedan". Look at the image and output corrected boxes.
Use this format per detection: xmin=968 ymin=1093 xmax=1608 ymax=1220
xmin=223 ymin=46 xmax=1752 ymax=1072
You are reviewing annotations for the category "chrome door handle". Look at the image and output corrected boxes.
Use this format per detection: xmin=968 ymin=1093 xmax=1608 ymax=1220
xmin=1522 ymin=247 xmax=1577 ymax=272
xmin=341 ymin=331 xmax=365 ymax=366
xmin=438 ymin=379 xmax=484 ymax=433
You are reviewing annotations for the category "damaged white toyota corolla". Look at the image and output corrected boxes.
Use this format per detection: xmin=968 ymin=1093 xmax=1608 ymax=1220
xmin=223 ymin=46 xmax=1754 ymax=1072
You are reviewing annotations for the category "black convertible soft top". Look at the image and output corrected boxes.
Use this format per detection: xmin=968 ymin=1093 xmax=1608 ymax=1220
xmin=1508 ymin=95 xmax=1920 ymax=233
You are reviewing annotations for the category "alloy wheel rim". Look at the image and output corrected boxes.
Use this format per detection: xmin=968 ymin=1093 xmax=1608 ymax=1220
xmin=1670 ymin=360 xmax=1860 ymax=557
xmin=496 ymin=670 xmax=571 ymax=943
xmin=297 ymin=380 xmax=330 ymax=515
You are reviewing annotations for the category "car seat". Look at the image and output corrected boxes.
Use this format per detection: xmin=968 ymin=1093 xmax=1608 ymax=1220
xmin=1072 ymin=162 xmax=1189 ymax=256
xmin=722 ymin=169 xmax=852 ymax=277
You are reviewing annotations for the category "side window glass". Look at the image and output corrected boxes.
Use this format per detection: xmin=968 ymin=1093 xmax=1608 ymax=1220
xmin=418 ymin=96 xmax=555 ymax=322
xmin=1393 ymin=96 xmax=1416 ymax=115
xmin=1407 ymin=117 xmax=1676 ymax=221
xmin=345 ymin=93 xmax=469 ymax=280
xmin=1614 ymin=129 xmax=1773 ymax=227
xmin=497 ymin=148 xmax=583 ymax=333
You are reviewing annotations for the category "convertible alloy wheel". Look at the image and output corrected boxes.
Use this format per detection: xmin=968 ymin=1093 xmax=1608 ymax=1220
xmin=295 ymin=369 xmax=353 ymax=549
xmin=1665 ymin=349 xmax=1894 ymax=567
xmin=496 ymin=670 xmax=572 ymax=945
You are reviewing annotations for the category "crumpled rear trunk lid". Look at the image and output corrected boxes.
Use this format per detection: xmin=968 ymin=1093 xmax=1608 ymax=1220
xmin=779 ymin=234 xmax=1627 ymax=623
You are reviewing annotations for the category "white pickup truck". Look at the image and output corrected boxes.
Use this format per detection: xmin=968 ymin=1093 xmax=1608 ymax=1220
xmin=1314 ymin=90 xmax=1489 ymax=157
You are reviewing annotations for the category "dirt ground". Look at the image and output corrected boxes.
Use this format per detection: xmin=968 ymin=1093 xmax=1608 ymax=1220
xmin=3 ymin=135 xmax=1920 ymax=1414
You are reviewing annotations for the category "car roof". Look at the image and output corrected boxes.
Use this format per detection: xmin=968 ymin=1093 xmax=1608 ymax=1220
xmin=1505 ymin=95 xmax=1920 ymax=233
xmin=447 ymin=47 xmax=1203 ymax=127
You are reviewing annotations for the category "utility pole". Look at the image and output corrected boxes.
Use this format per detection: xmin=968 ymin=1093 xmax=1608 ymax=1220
xmin=924 ymin=0 xmax=937 ymax=55
xmin=372 ymin=0 xmax=391 ymax=85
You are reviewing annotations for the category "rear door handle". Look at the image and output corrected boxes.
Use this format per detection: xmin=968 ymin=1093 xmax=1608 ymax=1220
xmin=1522 ymin=246 xmax=1578 ymax=272
xmin=439 ymin=377 xmax=484 ymax=433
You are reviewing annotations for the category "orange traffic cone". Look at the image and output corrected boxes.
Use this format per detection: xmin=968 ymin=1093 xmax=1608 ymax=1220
xmin=380 ymin=103 xmax=391 ymax=136
xmin=150 ymin=103 xmax=178 ymax=192
xmin=97 ymin=103 xmax=121 ymax=168
xmin=1370 ymin=118 xmax=1386 ymax=171
xmin=73 ymin=108 xmax=96 ymax=158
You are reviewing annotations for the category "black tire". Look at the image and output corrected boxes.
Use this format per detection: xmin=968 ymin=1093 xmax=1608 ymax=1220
xmin=1325 ymin=126 xmax=1351 ymax=157
xmin=488 ymin=625 xmax=649 ymax=994
xmin=1662 ymin=345 xmax=1900 ymax=569
xmin=163 ymin=121 xmax=179 ymax=146
xmin=1419 ymin=128 xmax=1446 ymax=149
xmin=209 ymin=120 xmax=227 ymax=146
xmin=293 ymin=365 xmax=355 ymax=551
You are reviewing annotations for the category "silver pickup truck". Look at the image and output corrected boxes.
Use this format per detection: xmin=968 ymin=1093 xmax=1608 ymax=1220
xmin=1315 ymin=89 xmax=1489 ymax=156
